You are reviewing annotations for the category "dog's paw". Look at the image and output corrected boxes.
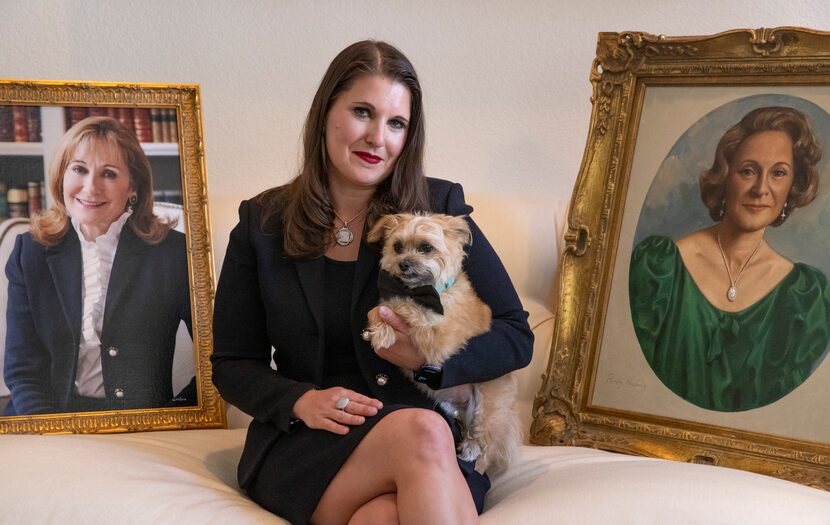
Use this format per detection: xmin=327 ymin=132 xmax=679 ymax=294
xmin=366 ymin=322 xmax=397 ymax=350
xmin=457 ymin=438 xmax=482 ymax=463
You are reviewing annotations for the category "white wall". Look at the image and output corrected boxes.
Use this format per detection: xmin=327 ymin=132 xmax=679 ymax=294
xmin=2 ymin=0 xmax=828 ymax=307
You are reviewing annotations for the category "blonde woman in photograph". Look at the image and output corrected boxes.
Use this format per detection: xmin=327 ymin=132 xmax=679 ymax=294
xmin=4 ymin=116 xmax=195 ymax=415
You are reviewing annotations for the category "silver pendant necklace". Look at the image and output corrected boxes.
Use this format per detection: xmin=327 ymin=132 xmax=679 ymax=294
xmin=716 ymin=230 xmax=764 ymax=302
xmin=333 ymin=208 xmax=367 ymax=247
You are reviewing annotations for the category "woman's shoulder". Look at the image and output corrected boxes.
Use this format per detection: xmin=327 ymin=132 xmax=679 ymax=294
xmin=18 ymin=230 xmax=68 ymax=256
xmin=157 ymin=228 xmax=186 ymax=250
xmin=792 ymin=262 xmax=830 ymax=290
xmin=764 ymin=262 xmax=830 ymax=312
xmin=426 ymin=177 xmax=471 ymax=215
xmin=427 ymin=177 xmax=457 ymax=195
xmin=4 ymin=231 xmax=58 ymax=275
xmin=632 ymin=234 xmax=677 ymax=260
xmin=236 ymin=185 xmax=290 ymax=229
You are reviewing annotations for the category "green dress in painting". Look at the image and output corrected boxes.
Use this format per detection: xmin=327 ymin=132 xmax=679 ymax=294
xmin=629 ymin=235 xmax=830 ymax=412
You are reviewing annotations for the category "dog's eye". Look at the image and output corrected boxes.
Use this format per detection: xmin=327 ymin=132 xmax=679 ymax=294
xmin=417 ymin=243 xmax=433 ymax=253
xmin=393 ymin=242 xmax=403 ymax=254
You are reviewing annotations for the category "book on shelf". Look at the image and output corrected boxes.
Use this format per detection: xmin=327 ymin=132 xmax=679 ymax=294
xmin=62 ymin=105 xmax=176 ymax=144
xmin=133 ymin=108 xmax=153 ymax=143
xmin=7 ymin=188 xmax=28 ymax=218
xmin=26 ymin=107 xmax=41 ymax=142
xmin=150 ymin=109 xmax=163 ymax=143
xmin=27 ymin=181 xmax=41 ymax=215
xmin=65 ymin=106 xmax=90 ymax=130
xmin=12 ymin=107 xmax=29 ymax=142
xmin=153 ymin=189 xmax=183 ymax=204
xmin=88 ymin=107 xmax=109 ymax=118
xmin=0 ymin=107 xmax=13 ymax=142
xmin=167 ymin=108 xmax=178 ymax=143
xmin=117 ymin=107 xmax=134 ymax=132
xmin=0 ymin=182 xmax=7 ymax=220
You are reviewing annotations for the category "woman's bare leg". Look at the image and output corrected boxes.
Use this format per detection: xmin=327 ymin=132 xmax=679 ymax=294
xmin=347 ymin=493 xmax=398 ymax=525
xmin=310 ymin=408 xmax=479 ymax=525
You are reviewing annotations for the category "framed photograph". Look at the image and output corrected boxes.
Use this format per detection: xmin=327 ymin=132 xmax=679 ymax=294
xmin=0 ymin=79 xmax=224 ymax=433
xmin=531 ymin=27 xmax=830 ymax=489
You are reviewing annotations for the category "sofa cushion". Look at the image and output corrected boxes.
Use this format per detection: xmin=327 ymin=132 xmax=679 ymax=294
xmin=0 ymin=428 xmax=284 ymax=524
xmin=484 ymin=445 xmax=830 ymax=524
xmin=3 ymin=426 xmax=829 ymax=524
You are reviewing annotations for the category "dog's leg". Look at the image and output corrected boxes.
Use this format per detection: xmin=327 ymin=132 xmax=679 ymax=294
xmin=362 ymin=306 xmax=398 ymax=350
xmin=473 ymin=375 xmax=521 ymax=476
xmin=457 ymin=387 xmax=482 ymax=464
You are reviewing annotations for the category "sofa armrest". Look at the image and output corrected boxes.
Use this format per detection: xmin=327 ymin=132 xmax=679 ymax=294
xmin=515 ymin=296 xmax=555 ymax=442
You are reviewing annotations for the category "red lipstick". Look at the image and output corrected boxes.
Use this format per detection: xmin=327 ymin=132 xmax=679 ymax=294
xmin=354 ymin=151 xmax=382 ymax=164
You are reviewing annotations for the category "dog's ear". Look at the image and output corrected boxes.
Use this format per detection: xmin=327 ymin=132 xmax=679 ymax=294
xmin=441 ymin=214 xmax=473 ymax=246
xmin=367 ymin=214 xmax=402 ymax=244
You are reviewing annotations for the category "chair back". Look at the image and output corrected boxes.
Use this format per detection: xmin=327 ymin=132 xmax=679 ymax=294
xmin=0 ymin=218 xmax=31 ymax=396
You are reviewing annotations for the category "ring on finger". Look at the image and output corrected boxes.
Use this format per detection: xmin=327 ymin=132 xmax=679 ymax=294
xmin=335 ymin=396 xmax=350 ymax=411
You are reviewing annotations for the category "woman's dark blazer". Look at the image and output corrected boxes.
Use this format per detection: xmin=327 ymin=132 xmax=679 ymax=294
xmin=4 ymin=225 xmax=192 ymax=415
xmin=212 ymin=178 xmax=534 ymax=488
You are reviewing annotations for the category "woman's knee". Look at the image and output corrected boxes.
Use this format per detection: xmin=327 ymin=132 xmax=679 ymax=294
xmin=384 ymin=409 xmax=456 ymax=463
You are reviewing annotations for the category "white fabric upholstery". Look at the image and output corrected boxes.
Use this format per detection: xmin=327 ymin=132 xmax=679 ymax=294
xmin=0 ymin=428 xmax=284 ymax=524
xmin=2 ymin=427 xmax=828 ymax=524
xmin=153 ymin=201 xmax=186 ymax=234
xmin=483 ymin=446 xmax=830 ymax=524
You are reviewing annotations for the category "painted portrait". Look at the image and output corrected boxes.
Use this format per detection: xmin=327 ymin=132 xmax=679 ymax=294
xmin=629 ymin=95 xmax=830 ymax=412
xmin=533 ymin=28 xmax=830 ymax=491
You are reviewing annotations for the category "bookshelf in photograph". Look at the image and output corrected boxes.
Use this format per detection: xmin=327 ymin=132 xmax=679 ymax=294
xmin=0 ymin=105 xmax=183 ymax=222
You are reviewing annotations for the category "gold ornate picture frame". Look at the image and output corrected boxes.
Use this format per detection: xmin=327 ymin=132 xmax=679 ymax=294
xmin=531 ymin=28 xmax=830 ymax=489
xmin=0 ymin=80 xmax=224 ymax=433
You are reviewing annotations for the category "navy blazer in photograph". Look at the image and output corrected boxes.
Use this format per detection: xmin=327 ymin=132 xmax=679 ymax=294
xmin=4 ymin=225 xmax=192 ymax=415
xmin=212 ymin=178 xmax=534 ymax=488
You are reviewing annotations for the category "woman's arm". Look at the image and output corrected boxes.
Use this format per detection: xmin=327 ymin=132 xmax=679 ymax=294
xmin=211 ymin=200 xmax=316 ymax=432
xmin=433 ymin=181 xmax=534 ymax=387
xmin=4 ymin=235 xmax=55 ymax=415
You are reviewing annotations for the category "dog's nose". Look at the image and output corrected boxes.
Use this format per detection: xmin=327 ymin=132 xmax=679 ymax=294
xmin=399 ymin=260 xmax=411 ymax=272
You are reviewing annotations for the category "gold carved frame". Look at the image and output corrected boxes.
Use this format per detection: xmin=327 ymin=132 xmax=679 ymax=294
xmin=0 ymin=80 xmax=225 ymax=433
xmin=531 ymin=28 xmax=830 ymax=489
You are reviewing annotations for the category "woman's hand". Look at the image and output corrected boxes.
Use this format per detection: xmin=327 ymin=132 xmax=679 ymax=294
xmin=368 ymin=305 xmax=428 ymax=370
xmin=292 ymin=388 xmax=383 ymax=435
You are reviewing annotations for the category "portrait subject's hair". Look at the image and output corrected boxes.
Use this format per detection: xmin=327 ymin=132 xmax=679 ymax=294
xmin=699 ymin=106 xmax=822 ymax=226
xmin=258 ymin=39 xmax=430 ymax=258
xmin=31 ymin=116 xmax=172 ymax=246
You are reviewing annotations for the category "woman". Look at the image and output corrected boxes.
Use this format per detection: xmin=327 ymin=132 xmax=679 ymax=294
xmin=4 ymin=116 xmax=194 ymax=416
xmin=630 ymin=106 xmax=830 ymax=412
xmin=211 ymin=40 xmax=533 ymax=524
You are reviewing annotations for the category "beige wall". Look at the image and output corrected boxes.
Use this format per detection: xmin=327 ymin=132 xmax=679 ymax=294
xmin=3 ymin=0 xmax=828 ymax=307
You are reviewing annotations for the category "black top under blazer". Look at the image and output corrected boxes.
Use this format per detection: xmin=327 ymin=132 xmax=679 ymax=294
xmin=211 ymin=178 xmax=534 ymax=488
xmin=4 ymin=225 xmax=192 ymax=415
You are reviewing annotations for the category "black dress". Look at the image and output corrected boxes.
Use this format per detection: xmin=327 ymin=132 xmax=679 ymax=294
xmin=246 ymin=258 xmax=489 ymax=524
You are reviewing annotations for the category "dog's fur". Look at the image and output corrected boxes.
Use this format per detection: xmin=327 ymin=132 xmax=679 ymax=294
xmin=363 ymin=212 xmax=520 ymax=475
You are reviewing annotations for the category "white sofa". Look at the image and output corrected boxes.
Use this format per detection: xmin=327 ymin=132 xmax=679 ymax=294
xmin=2 ymin=196 xmax=830 ymax=524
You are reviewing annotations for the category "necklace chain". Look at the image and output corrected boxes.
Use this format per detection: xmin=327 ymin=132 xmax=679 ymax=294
xmin=332 ymin=208 xmax=367 ymax=247
xmin=333 ymin=208 xmax=367 ymax=227
xmin=716 ymin=230 xmax=764 ymax=302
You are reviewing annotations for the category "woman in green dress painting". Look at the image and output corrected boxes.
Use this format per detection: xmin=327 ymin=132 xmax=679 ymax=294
xmin=630 ymin=106 xmax=830 ymax=412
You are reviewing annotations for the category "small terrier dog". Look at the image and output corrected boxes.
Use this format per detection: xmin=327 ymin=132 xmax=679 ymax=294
xmin=363 ymin=212 xmax=520 ymax=475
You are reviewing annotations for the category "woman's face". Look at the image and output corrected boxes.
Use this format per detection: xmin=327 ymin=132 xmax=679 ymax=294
xmin=324 ymin=74 xmax=411 ymax=193
xmin=63 ymin=137 xmax=136 ymax=241
xmin=723 ymin=130 xmax=795 ymax=233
